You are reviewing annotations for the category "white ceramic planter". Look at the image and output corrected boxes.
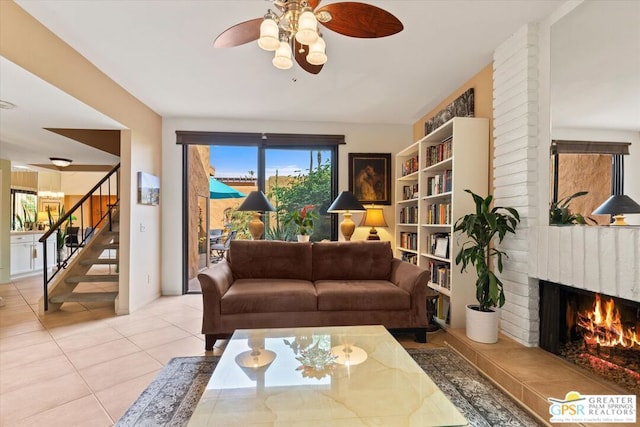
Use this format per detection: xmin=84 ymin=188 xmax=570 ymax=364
xmin=297 ymin=235 xmax=310 ymax=242
xmin=465 ymin=305 xmax=499 ymax=343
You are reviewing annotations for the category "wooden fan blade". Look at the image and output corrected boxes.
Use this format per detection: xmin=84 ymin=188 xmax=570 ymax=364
xmin=213 ymin=18 xmax=262 ymax=48
xmin=294 ymin=40 xmax=324 ymax=74
xmin=308 ymin=0 xmax=321 ymax=9
xmin=316 ymin=2 xmax=403 ymax=38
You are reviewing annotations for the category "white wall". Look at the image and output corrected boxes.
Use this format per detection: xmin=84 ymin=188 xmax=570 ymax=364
xmin=0 ymin=159 xmax=10 ymax=284
xmin=161 ymin=118 xmax=412 ymax=295
xmin=61 ymin=171 xmax=119 ymax=195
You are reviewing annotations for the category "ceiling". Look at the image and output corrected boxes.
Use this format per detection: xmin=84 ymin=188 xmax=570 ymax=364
xmin=0 ymin=1 xmax=637 ymax=169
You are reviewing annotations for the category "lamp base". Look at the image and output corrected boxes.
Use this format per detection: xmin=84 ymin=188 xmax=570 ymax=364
xmin=340 ymin=213 xmax=355 ymax=241
xmin=611 ymin=214 xmax=628 ymax=226
xmin=367 ymin=227 xmax=380 ymax=240
xmin=248 ymin=213 xmax=264 ymax=239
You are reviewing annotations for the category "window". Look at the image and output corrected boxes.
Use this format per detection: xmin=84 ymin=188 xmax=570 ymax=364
xmin=177 ymin=131 xmax=342 ymax=293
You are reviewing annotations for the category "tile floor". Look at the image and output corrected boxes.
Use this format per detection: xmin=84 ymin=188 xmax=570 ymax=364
xmin=2 ymin=272 xmax=634 ymax=427
xmin=0 ymin=273 xmax=444 ymax=426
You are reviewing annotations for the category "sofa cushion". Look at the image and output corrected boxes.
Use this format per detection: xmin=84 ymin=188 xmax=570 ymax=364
xmin=312 ymin=241 xmax=392 ymax=281
xmin=315 ymin=280 xmax=410 ymax=311
xmin=221 ymin=279 xmax=317 ymax=314
xmin=229 ymin=240 xmax=312 ymax=281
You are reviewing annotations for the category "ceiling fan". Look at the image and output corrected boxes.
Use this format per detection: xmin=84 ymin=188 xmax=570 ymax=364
xmin=213 ymin=1 xmax=403 ymax=74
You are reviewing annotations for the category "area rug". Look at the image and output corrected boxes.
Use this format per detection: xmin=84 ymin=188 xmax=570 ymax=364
xmin=116 ymin=349 xmax=539 ymax=426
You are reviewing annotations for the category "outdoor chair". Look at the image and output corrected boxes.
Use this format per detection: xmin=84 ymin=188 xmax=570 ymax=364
xmin=210 ymin=230 xmax=236 ymax=263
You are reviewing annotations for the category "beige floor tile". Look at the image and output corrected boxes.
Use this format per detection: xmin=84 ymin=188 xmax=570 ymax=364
xmin=55 ymin=326 xmax=124 ymax=353
xmin=0 ymin=285 xmax=20 ymax=297
xmin=96 ymin=369 xmax=161 ymax=422
xmin=0 ymin=354 xmax=76 ymax=394
xmin=0 ymin=294 xmax=31 ymax=309
xmin=0 ymin=319 xmax=45 ymax=339
xmin=12 ymin=395 xmax=113 ymax=427
xmin=171 ymin=315 xmax=204 ymax=336
xmin=0 ymin=371 xmax=92 ymax=425
xmin=110 ymin=315 xmax=172 ymax=337
xmin=0 ymin=307 xmax=39 ymax=327
xmin=45 ymin=318 xmax=111 ymax=340
xmin=66 ymin=337 xmax=140 ymax=370
xmin=145 ymin=335 xmax=209 ymax=364
xmin=0 ymin=340 xmax=64 ymax=370
xmin=79 ymin=351 xmax=162 ymax=392
xmin=127 ymin=324 xmax=191 ymax=350
xmin=0 ymin=329 xmax=52 ymax=353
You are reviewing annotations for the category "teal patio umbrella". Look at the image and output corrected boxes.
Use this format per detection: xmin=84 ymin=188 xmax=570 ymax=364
xmin=209 ymin=177 xmax=246 ymax=199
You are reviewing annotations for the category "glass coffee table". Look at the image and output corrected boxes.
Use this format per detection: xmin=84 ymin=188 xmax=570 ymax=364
xmin=189 ymin=325 xmax=467 ymax=426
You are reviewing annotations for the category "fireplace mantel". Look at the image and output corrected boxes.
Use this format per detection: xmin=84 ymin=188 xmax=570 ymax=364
xmin=530 ymin=225 xmax=640 ymax=302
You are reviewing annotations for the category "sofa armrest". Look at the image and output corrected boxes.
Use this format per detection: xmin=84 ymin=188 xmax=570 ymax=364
xmin=390 ymin=258 xmax=428 ymax=293
xmin=197 ymin=260 xmax=234 ymax=336
xmin=390 ymin=258 xmax=429 ymax=327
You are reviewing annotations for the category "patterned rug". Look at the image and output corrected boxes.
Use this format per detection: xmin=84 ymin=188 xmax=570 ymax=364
xmin=116 ymin=349 xmax=539 ymax=426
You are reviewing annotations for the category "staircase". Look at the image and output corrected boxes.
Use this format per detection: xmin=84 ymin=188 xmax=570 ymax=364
xmin=39 ymin=163 xmax=121 ymax=313
xmin=45 ymin=210 xmax=120 ymax=311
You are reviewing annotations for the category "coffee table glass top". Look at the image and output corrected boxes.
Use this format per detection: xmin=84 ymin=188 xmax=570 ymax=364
xmin=189 ymin=325 xmax=467 ymax=426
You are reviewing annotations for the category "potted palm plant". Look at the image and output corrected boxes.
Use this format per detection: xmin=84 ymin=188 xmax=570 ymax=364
xmin=453 ymin=190 xmax=521 ymax=343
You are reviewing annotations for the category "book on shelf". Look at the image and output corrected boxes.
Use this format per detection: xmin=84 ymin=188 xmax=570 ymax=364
xmin=425 ymin=203 xmax=451 ymax=225
xmin=399 ymin=232 xmax=418 ymax=251
xmin=426 ymin=170 xmax=452 ymax=195
xmin=425 ymin=137 xmax=453 ymax=167
xmin=401 ymin=155 xmax=419 ymax=176
xmin=401 ymin=252 xmax=417 ymax=265
xmin=428 ymin=260 xmax=451 ymax=290
xmin=436 ymin=294 xmax=450 ymax=322
xmin=402 ymin=183 xmax=419 ymax=200
xmin=428 ymin=233 xmax=450 ymax=258
xmin=399 ymin=205 xmax=418 ymax=224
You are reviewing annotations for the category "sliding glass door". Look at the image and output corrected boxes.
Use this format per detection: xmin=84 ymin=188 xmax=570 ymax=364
xmin=179 ymin=131 xmax=341 ymax=293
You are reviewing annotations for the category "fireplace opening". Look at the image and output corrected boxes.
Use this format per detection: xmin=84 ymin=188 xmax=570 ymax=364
xmin=539 ymin=281 xmax=640 ymax=394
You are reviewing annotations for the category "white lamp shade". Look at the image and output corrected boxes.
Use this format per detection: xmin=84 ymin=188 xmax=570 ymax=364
xmin=258 ymin=18 xmax=279 ymax=51
xmin=295 ymin=10 xmax=318 ymax=45
xmin=306 ymin=36 xmax=327 ymax=65
xmin=272 ymin=41 xmax=293 ymax=69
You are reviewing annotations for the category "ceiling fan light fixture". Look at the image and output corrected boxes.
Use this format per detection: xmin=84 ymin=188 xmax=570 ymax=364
xmin=307 ymin=36 xmax=327 ymax=65
xmin=258 ymin=16 xmax=280 ymax=51
xmin=295 ymin=10 xmax=319 ymax=45
xmin=272 ymin=40 xmax=293 ymax=69
xmin=49 ymin=157 xmax=72 ymax=168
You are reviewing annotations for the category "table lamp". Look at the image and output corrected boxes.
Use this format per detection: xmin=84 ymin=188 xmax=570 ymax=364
xmin=359 ymin=206 xmax=388 ymax=240
xmin=236 ymin=191 xmax=275 ymax=239
xmin=327 ymin=191 xmax=365 ymax=241
xmin=592 ymin=194 xmax=640 ymax=226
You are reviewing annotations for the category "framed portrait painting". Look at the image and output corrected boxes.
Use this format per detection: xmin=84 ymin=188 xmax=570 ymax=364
xmin=348 ymin=153 xmax=391 ymax=205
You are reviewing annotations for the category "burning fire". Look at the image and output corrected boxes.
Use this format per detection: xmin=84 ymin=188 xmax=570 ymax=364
xmin=577 ymin=294 xmax=639 ymax=348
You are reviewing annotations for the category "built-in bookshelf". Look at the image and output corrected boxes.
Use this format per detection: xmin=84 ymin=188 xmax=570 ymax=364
xmin=395 ymin=117 xmax=488 ymax=329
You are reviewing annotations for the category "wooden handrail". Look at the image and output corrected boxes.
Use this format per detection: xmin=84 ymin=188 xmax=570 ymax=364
xmin=40 ymin=163 xmax=120 ymax=242
xmin=40 ymin=163 xmax=120 ymax=311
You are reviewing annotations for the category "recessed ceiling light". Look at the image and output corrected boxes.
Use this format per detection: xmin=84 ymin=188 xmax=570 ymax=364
xmin=0 ymin=100 xmax=17 ymax=109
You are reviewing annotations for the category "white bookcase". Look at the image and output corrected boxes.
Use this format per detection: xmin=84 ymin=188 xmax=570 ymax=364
xmin=395 ymin=117 xmax=488 ymax=329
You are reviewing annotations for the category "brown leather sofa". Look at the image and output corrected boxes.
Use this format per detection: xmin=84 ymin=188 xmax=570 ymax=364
xmin=198 ymin=240 xmax=429 ymax=350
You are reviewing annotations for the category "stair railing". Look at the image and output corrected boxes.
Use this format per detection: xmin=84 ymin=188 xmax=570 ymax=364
xmin=39 ymin=163 xmax=120 ymax=311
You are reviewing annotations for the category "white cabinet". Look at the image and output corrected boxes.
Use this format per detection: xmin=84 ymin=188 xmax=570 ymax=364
xmin=395 ymin=117 xmax=489 ymax=329
xmin=10 ymin=232 xmax=56 ymax=278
